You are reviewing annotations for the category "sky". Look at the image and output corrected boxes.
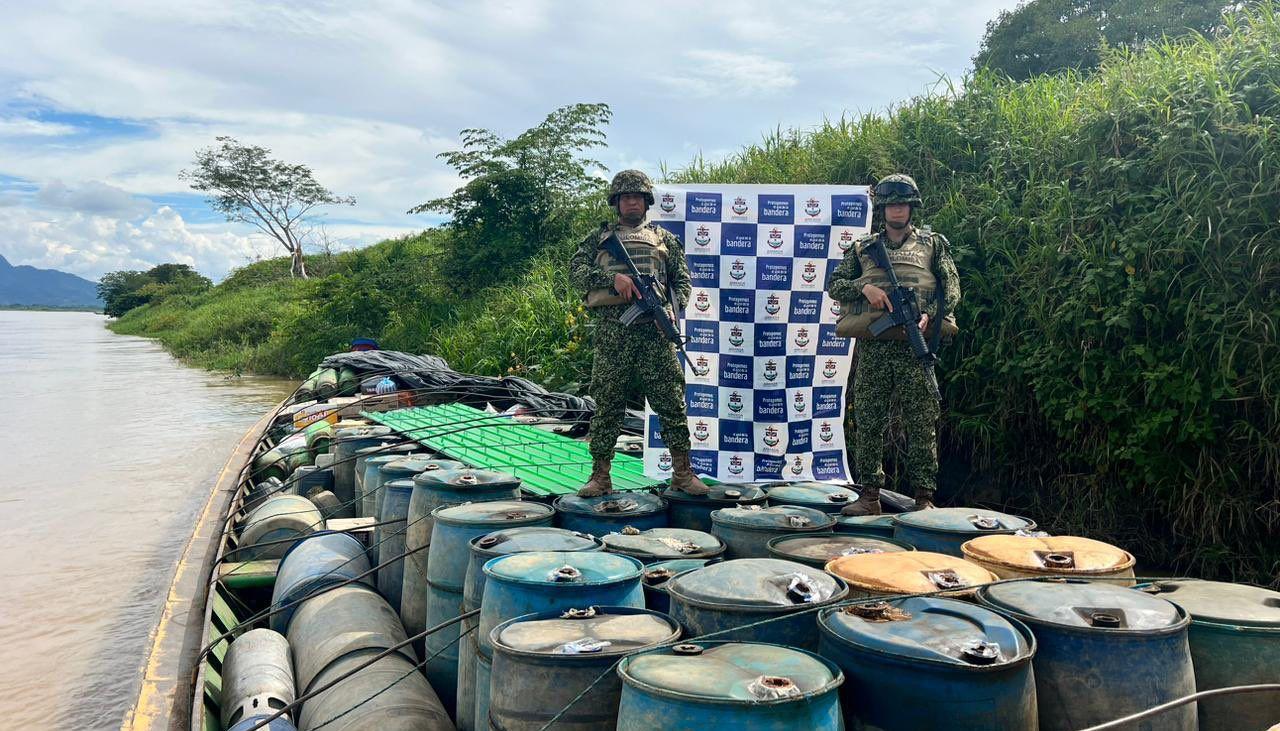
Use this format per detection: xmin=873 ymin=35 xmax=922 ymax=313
xmin=0 ymin=0 xmax=1016 ymax=282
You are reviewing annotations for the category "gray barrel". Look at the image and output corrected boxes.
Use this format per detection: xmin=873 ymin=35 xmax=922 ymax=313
xmin=767 ymin=533 xmax=913 ymax=569
xmin=286 ymin=584 xmax=414 ymax=696
xmin=554 ymin=492 xmax=668 ymax=536
xmin=457 ymin=527 xmax=602 ymax=731
xmin=763 ymin=481 xmax=859 ymax=515
xmin=238 ymin=495 xmax=322 ymax=561
xmin=661 ymin=483 xmax=768 ymax=532
xmin=422 ymin=500 xmax=554 ymax=716
xmin=601 ymin=527 xmax=725 ymax=564
xmin=297 ymin=652 xmax=452 ymax=731
xmin=375 ymin=478 xmax=416 ymax=616
xmin=489 ymin=606 xmax=682 ymax=731
xmin=330 ymin=426 xmax=393 ymax=518
xmin=892 ymin=507 xmax=1036 ymax=556
xmin=641 ymin=559 xmax=718 ymax=615
xmin=710 ymin=505 xmax=835 ymax=559
xmin=309 ymin=491 xmax=342 ymax=519
xmin=666 ymin=558 xmax=849 ymax=651
xmin=270 ymin=532 xmax=373 ymax=634
xmin=220 ymin=628 xmax=295 ymax=731
xmin=401 ymin=469 xmax=522 ymax=643
xmin=296 ymin=465 xmax=334 ymax=498
xmin=354 ymin=445 xmax=420 ymax=518
xmin=365 ymin=457 xmax=461 ymax=521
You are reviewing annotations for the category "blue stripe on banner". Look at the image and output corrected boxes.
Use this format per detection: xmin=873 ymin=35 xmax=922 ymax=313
xmin=654 ymin=220 xmax=684 ymax=243
xmin=816 ymin=324 xmax=850 ymax=355
xmin=687 ymin=254 xmax=719 ymax=286
xmin=812 ymin=387 xmax=844 ymax=418
xmin=720 ymin=290 xmax=755 ymax=322
xmin=788 ymin=421 xmax=812 ymax=451
xmin=686 ymin=385 xmax=718 ymax=416
xmin=754 ymin=323 xmax=785 ymax=356
xmin=691 ymin=450 xmax=717 ymax=475
xmin=718 ymin=354 xmax=753 ymax=388
xmin=754 ymin=454 xmax=785 ymax=480
xmin=647 ymin=414 xmax=666 ymax=447
xmin=789 ymin=292 xmax=823 ymax=323
xmin=686 ymin=192 xmax=722 ymax=221
xmin=756 ymin=258 xmax=792 ymax=290
xmin=786 ymin=356 xmax=815 ymax=387
xmin=795 ymin=225 xmax=829 ymax=258
xmin=812 ymin=450 xmax=847 ymax=480
xmin=719 ymin=420 xmax=752 ymax=451
xmin=753 ymin=390 xmax=786 ymax=422
xmin=685 ymin=320 xmax=719 ymax=352
xmin=832 ymin=194 xmax=870 ymax=227
xmin=758 ymin=194 xmax=794 ymax=224
xmin=720 ymin=223 xmax=756 ymax=256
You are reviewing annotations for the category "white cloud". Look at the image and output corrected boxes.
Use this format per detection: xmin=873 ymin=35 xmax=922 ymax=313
xmin=661 ymin=51 xmax=798 ymax=99
xmin=0 ymin=117 xmax=77 ymax=137
xmin=36 ymin=180 xmax=150 ymax=218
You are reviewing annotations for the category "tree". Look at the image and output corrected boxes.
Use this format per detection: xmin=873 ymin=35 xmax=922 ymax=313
xmin=974 ymin=0 xmax=1229 ymax=79
xmin=97 ymin=263 xmax=211 ymax=317
xmin=409 ymin=103 xmax=612 ymax=287
xmin=98 ymin=269 xmax=151 ymax=317
xmin=181 ymin=136 xmax=355 ymax=278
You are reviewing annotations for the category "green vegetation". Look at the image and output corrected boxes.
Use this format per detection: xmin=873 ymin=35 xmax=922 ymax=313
xmin=97 ymin=263 xmax=211 ymax=318
xmin=114 ymin=5 xmax=1280 ymax=583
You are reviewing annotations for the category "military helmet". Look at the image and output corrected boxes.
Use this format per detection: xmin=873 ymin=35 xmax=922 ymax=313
xmin=609 ymin=169 xmax=655 ymax=206
xmin=872 ymin=173 xmax=922 ymax=208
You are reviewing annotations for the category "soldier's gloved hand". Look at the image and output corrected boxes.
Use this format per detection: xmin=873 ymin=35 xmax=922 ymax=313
xmin=614 ymin=273 xmax=642 ymax=302
xmin=862 ymin=284 xmax=892 ymax=311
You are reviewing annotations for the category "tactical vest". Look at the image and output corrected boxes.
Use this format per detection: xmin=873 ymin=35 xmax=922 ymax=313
xmin=835 ymin=228 xmax=959 ymax=340
xmin=585 ymin=224 xmax=670 ymax=308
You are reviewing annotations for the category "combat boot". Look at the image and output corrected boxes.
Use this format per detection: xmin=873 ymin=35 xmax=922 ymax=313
xmin=576 ymin=455 xmax=614 ymax=498
xmin=669 ymin=449 xmax=710 ymax=496
xmin=912 ymin=491 xmax=936 ymax=511
xmin=841 ymin=484 xmax=881 ymax=516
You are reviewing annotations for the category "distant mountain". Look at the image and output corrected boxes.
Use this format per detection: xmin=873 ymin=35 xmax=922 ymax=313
xmin=0 ymin=254 xmax=102 ymax=309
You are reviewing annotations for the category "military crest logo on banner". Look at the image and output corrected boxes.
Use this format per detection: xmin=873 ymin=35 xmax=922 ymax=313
xmin=643 ymin=184 xmax=871 ymax=483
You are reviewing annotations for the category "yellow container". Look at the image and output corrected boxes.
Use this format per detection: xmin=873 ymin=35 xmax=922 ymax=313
xmin=961 ymin=535 xmax=1136 ymax=584
xmin=824 ymin=551 xmax=998 ymax=600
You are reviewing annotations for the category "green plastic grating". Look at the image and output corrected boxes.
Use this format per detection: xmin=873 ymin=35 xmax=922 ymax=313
xmin=365 ymin=403 xmax=661 ymax=495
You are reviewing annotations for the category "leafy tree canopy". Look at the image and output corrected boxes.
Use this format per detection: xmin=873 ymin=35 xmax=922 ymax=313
xmin=98 ymin=263 xmax=211 ymax=317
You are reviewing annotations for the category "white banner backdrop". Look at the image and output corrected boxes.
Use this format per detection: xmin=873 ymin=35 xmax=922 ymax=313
xmin=642 ymin=184 xmax=871 ymax=483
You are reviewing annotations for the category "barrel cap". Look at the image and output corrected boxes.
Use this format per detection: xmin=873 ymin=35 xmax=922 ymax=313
xmin=433 ymin=499 xmax=553 ymax=526
xmin=825 ymin=551 xmax=996 ymax=595
xmin=470 ymin=526 xmax=602 ymax=556
xmin=769 ymin=534 xmax=912 ymax=567
xmin=619 ymin=641 xmax=841 ymax=702
xmin=603 ymin=528 xmax=725 ymax=561
xmin=661 ymin=483 xmax=767 ymax=504
xmin=962 ymin=535 xmax=1134 ymax=575
xmin=764 ymin=482 xmax=858 ymax=508
xmin=483 ymin=550 xmax=643 ymax=586
xmin=979 ymin=579 xmax=1186 ymax=630
xmin=835 ymin=514 xmax=896 ymax=534
xmin=711 ymin=505 xmax=836 ymax=532
xmin=666 ymin=558 xmax=845 ymax=608
xmin=1138 ymin=579 xmax=1280 ymax=628
xmin=554 ymin=492 xmax=666 ymax=517
xmin=380 ymin=455 xmax=459 ymax=478
xmin=493 ymin=606 xmax=680 ymax=657
xmin=412 ymin=467 xmax=521 ymax=491
xmin=893 ymin=507 xmax=1033 ymax=535
xmin=819 ymin=596 xmax=1034 ymax=668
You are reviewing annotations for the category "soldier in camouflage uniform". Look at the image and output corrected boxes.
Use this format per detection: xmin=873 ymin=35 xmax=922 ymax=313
xmin=570 ymin=170 xmax=709 ymax=497
xmin=827 ymin=174 xmax=961 ymax=514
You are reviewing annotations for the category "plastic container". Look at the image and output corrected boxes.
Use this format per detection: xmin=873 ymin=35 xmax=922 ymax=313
xmin=662 ymin=483 xmax=768 ymax=532
xmin=710 ymin=506 xmax=835 ymax=559
xmin=601 ymin=527 xmax=725 ymax=564
xmin=269 ymin=532 xmax=372 ymax=634
xmin=763 ymin=482 xmax=859 ymax=515
xmin=767 ymin=533 xmax=913 ymax=569
xmin=554 ymin=492 xmax=668 ymax=536
xmin=891 ymin=508 xmax=1035 ymax=556
xmin=961 ymin=534 xmax=1136 ymax=582
xmin=824 ymin=551 xmax=997 ymax=600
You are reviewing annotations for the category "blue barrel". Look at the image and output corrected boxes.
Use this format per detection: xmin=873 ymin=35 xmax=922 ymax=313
xmin=763 ymin=481 xmax=859 ymax=515
xmin=666 ymin=558 xmax=849 ymax=651
xmin=330 ymin=426 xmax=393 ymax=518
xmin=369 ymin=456 xmax=462 ymax=521
xmin=662 ymin=484 xmax=768 ymax=532
xmin=818 ymin=597 xmax=1038 ymax=729
xmin=489 ymin=606 xmax=682 ymax=731
xmin=401 ymin=469 xmax=522 ymax=645
xmin=269 ymin=532 xmax=372 ymax=633
xmin=457 ymin=527 xmax=602 ymax=731
xmin=978 ymin=579 xmax=1196 ymax=731
xmin=554 ymin=492 xmax=668 ymax=536
xmin=373 ymin=478 xmax=415 ymax=614
xmin=767 ymin=533 xmax=913 ymax=569
xmin=616 ymin=641 xmax=844 ymax=731
xmin=641 ymin=559 xmax=717 ymax=615
xmin=422 ymin=500 xmax=554 ymax=717
xmin=833 ymin=513 xmax=897 ymax=539
xmin=710 ymin=506 xmax=835 ymax=559
xmin=892 ymin=508 xmax=1035 ymax=556
xmin=296 ymin=464 xmax=334 ymax=498
xmin=354 ymin=444 xmax=418 ymax=518
xmin=602 ymin=527 xmax=725 ymax=564
xmin=1139 ymin=579 xmax=1280 ymax=731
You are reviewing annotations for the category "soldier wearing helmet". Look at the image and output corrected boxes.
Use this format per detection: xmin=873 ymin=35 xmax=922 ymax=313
xmin=569 ymin=169 xmax=708 ymax=497
xmin=826 ymin=173 xmax=961 ymax=515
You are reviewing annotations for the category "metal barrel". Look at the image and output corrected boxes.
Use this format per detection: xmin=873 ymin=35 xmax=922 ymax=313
xmin=488 ymin=606 xmax=682 ymax=731
xmin=710 ymin=506 xmax=835 ymax=559
xmin=297 ymin=652 xmax=453 ymax=731
xmin=762 ymin=481 xmax=859 ymax=515
xmin=457 ymin=527 xmax=602 ymax=731
xmin=978 ymin=579 xmax=1197 ymax=731
xmin=286 ymin=584 xmax=415 ymax=697
xmin=422 ymin=500 xmax=554 ymax=718
xmin=833 ymin=513 xmax=898 ymax=539
xmin=891 ymin=507 xmax=1035 ymax=557
xmin=825 ymin=550 xmax=998 ymax=601
xmin=238 ymin=495 xmax=322 ymax=561
xmin=374 ymin=478 xmax=416 ymax=616
xmin=661 ymin=484 xmax=767 ymax=532
xmin=601 ymin=527 xmax=725 ymax=564
xmin=553 ymin=492 xmax=668 ymax=536
xmin=616 ymin=641 xmax=844 ymax=730
xmin=962 ymin=535 xmax=1136 ymax=583
xmin=818 ymin=597 xmax=1039 ymax=730
xmin=1139 ymin=579 xmax=1280 ymax=731
xmin=370 ymin=457 xmax=462 ymax=522
xmin=296 ymin=465 xmax=334 ymax=498
xmin=228 ymin=716 xmax=297 ymax=731
xmin=639 ymin=559 xmax=717 ymax=615
xmin=270 ymin=532 xmax=373 ymax=634
xmin=401 ymin=469 xmax=522 ymax=651
xmin=356 ymin=448 xmax=422 ymax=519
xmin=766 ymin=533 xmax=914 ymax=569
xmin=330 ymin=426 xmax=393 ymax=518
xmin=665 ymin=558 xmax=849 ymax=651
xmin=220 ymin=628 xmax=296 ymax=731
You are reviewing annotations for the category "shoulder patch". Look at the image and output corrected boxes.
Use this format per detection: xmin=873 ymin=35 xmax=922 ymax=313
xmin=854 ymin=232 xmax=879 ymax=254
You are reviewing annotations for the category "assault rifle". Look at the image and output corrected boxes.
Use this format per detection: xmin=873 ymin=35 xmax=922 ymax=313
xmin=600 ymin=231 xmax=693 ymax=371
xmin=864 ymin=238 xmax=943 ymax=401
